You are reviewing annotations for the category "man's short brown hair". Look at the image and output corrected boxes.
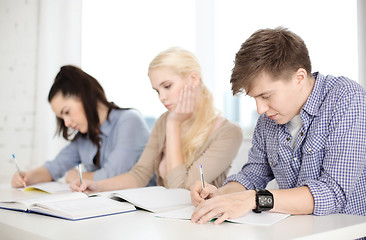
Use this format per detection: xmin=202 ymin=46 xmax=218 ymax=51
xmin=230 ymin=27 xmax=312 ymax=95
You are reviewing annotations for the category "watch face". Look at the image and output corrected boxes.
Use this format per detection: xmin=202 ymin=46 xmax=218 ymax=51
xmin=258 ymin=196 xmax=273 ymax=207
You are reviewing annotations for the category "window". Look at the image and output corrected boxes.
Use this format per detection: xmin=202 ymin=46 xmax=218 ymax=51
xmin=82 ymin=0 xmax=358 ymax=136
xmin=82 ymin=0 xmax=196 ymax=127
xmin=213 ymin=0 xmax=358 ymax=137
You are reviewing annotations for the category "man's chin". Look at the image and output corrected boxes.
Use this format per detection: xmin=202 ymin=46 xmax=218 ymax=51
xmin=275 ymin=119 xmax=291 ymax=125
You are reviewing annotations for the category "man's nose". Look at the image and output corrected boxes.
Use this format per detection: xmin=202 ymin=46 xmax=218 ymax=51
xmin=256 ymin=99 xmax=269 ymax=115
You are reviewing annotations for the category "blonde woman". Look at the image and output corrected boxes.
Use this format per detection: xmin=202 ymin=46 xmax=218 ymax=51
xmin=70 ymin=47 xmax=243 ymax=193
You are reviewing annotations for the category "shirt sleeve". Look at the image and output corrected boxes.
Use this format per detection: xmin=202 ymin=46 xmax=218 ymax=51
xmin=93 ymin=110 xmax=150 ymax=180
xmin=43 ymin=142 xmax=80 ymax=180
xmin=302 ymin=90 xmax=366 ymax=215
xmin=165 ymin=122 xmax=243 ymax=189
xmin=224 ymin=115 xmax=274 ymax=189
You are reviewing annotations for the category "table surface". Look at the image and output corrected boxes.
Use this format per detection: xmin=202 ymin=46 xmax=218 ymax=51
xmin=0 ymin=207 xmax=366 ymax=240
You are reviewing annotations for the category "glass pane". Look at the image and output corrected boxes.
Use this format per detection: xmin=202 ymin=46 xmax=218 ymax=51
xmin=82 ymin=0 xmax=196 ymax=120
xmin=214 ymin=0 xmax=357 ymax=138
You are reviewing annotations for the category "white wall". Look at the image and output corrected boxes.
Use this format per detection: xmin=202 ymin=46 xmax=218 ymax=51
xmin=0 ymin=0 xmax=39 ymax=183
xmin=358 ymin=0 xmax=366 ymax=87
xmin=0 ymin=0 xmax=81 ymax=184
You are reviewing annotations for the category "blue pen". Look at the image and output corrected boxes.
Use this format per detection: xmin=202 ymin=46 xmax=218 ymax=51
xmin=12 ymin=154 xmax=26 ymax=187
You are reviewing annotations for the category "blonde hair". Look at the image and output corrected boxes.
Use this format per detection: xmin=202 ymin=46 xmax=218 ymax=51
xmin=148 ymin=47 xmax=217 ymax=168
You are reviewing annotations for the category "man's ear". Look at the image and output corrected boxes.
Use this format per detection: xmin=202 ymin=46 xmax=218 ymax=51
xmin=190 ymin=72 xmax=200 ymax=87
xmin=296 ymin=68 xmax=307 ymax=85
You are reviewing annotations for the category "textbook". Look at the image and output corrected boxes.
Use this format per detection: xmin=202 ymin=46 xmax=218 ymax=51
xmin=0 ymin=185 xmax=190 ymax=220
xmin=154 ymin=206 xmax=291 ymax=226
xmin=98 ymin=186 xmax=191 ymax=213
xmin=0 ymin=191 xmax=136 ymax=221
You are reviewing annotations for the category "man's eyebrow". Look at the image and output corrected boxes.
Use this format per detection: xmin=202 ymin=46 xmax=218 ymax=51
xmin=252 ymin=91 xmax=272 ymax=98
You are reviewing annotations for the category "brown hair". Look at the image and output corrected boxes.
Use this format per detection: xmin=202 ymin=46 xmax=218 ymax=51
xmin=230 ymin=27 xmax=312 ymax=95
xmin=48 ymin=65 xmax=121 ymax=166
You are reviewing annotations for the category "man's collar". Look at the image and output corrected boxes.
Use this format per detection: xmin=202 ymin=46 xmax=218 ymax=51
xmin=301 ymin=72 xmax=324 ymax=117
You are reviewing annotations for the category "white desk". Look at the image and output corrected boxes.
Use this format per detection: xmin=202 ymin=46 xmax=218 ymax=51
xmin=0 ymin=208 xmax=365 ymax=240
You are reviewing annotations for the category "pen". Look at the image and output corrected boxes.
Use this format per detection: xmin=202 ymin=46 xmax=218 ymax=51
xmin=12 ymin=154 xmax=26 ymax=187
xmin=78 ymin=164 xmax=83 ymax=185
xmin=200 ymin=164 xmax=205 ymax=189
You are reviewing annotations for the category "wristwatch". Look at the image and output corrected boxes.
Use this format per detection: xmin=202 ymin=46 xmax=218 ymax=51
xmin=252 ymin=189 xmax=274 ymax=213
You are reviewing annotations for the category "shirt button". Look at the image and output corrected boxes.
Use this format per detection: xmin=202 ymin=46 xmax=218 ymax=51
xmin=269 ymin=161 xmax=273 ymax=166
xmin=286 ymin=137 xmax=291 ymax=141
xmin=293 ymin=157 xmax=297 ymax=161
xmin=300 ymin=132 xmax=304 ymax=136
xmin=308 ymin=147 xmax=312 ymax=152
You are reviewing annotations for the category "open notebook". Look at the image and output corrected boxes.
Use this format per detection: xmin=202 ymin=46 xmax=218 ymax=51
xmin=0 ymin=191 xmax=136 ymax=221
xmin=154 ymin=206 xmax=291 ymax=226
xmin=0 ymin=185 xmax=190 ymax=220
xmin=98 ymin=186 xmax=191 ymax=213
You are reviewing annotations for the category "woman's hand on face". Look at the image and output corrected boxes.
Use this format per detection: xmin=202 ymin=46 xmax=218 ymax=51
xmin=69 ymin=178 xmax=99 ymax=194
xmin=168 ymin=84 xmax=197 ymax=124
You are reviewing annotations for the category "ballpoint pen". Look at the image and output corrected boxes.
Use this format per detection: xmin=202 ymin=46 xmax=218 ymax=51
xmin=12 ymin=154 xmax=26 ymax=187
xmin=200 ymin=164 xmax=205 ymax=189
xmin=78 ymin=164 xmax=83 ymax=185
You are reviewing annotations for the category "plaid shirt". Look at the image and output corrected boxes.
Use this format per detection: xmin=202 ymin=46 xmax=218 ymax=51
xmin=225 ymin=72 xmax=366 ymax=216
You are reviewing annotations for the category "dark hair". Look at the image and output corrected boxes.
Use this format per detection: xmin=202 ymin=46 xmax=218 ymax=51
xmin=48 ymin=65 xmax=120 ymax=166
xmin=230 ymin=27 xmax=312 ymax=95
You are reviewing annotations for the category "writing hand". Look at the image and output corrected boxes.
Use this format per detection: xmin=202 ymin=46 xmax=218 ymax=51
xmin=69 ymin=178 xmax=99 ymax=194
xmin=191 ymin=190 xmax=256 ymax=225
xmin=11 ymin=171 xmax=29 ymax=188
xmin=190 ymin=181 xmax=219 ymax=206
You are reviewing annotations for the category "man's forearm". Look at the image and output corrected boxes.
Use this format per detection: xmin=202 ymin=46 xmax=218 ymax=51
xmin=271 ymin=186 xmax=314 ymax=214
